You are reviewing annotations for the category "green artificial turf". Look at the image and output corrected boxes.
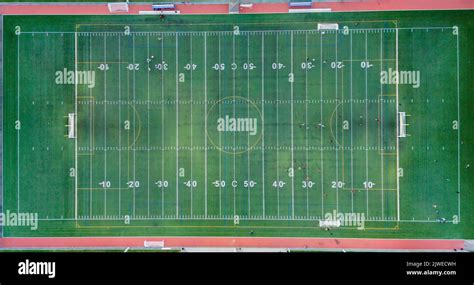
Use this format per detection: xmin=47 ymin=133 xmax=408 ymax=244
xmin=2 ymin=11 xmax=473 ymax=239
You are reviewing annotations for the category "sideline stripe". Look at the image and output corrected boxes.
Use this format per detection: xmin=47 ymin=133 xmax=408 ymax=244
xmin=395 ymin=26 xmax=400 ymax=221
xmin=261 ymin=33 xmax=265 ymax=218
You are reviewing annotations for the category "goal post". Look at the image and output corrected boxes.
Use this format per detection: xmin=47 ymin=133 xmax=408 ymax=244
xmin=67 ymin=113 xmax=76 ymax=139
xmin=398 ymin=112 xmax=407 ymax=138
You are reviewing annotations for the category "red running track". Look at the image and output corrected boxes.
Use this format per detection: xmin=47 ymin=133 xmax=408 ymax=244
xmin=0 ymin=237 xmax=465 ymax=250
xmin=0 ymin=0 xmax=473 ymax=15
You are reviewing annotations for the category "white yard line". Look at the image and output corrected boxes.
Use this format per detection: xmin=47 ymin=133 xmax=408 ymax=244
xmin=103 ymin=35 xmax=107 ymax=216
xmin=161 ymin=35 xmax=165 ymax=217
xmin=261 ymin=34 xmax=266 ymax=218
xmin=320 ymin=32 xmax=324 ymax=217
xmin=118 ymin=35 xmax=122 ymax=217
xmin=89 ymin=35 xmax=93 ymax=218
xmin=232 ymin=34 xmax=236 ymax=218
xmin=365 ymin=31 xmax=369 ymax=217
xmin=380 ymin=31 xmax=384 ymax=218
xmin=190 ymin=35 xmax=193 ymax=217
xmin=290 ymin=31 xmax=295 ymax=219
xmin=350 ymin=31 xmax=354 ymax=214
xmin=247 ymin=34 xmax=251 ymax=217
xmin=74 ymin=32 xmax=78 ymax=219
xmin=132 ymin=34 xmax=136 ymax=217
xmin=147 ymin=34 xmax=150 ymax=217
xmin=395 ymin=27 xmax=400 ymax=221
xmin=305 ymin=32 xmax=309 ymax=218
xmin=335 ymin=32 xmax=339 ymax=214
xmin=456 ymin=29 xmax=461 ymax=222
xmin=175 ymin=34 xmax=179 ymax=218
xmin=204 ymin=33 xmax=208 ymax=218
xmin=218 ymin=34 xmax=222 ymax=217
xmin=276 ymin=34 xmax=280 ymax=217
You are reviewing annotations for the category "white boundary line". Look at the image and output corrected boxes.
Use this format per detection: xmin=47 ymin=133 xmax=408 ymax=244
xmin=35 ymin=26 xmax=450 ymax=224
xmin=89 ymin=34 xmax=93 ymax=218
xmin=218 ymin=34 xmax=222 ymax=217
xmin=395 ymin=27 xmax=400 ymax=222
xmin=31 ymin=216 xmax=449 ymax=223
